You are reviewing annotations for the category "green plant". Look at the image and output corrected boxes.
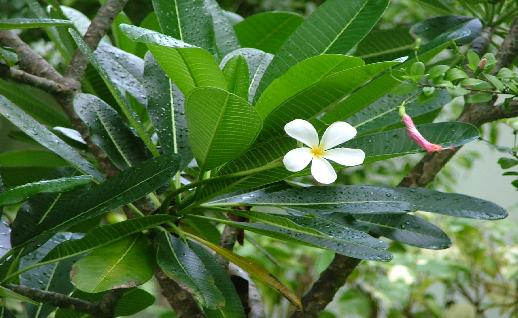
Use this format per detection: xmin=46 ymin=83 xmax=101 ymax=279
xmin=0 ymin=0 xmax=517 ymax=317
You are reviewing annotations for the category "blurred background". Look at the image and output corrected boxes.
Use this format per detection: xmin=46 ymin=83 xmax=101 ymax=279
xmin=0 ymin=0 xmax=516 ymax=317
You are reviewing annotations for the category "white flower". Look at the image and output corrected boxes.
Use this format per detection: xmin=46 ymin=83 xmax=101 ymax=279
xmin=282 ymin=119 xmax=366 ymax=184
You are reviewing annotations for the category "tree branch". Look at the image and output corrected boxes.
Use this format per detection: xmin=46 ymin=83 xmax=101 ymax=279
xmin=0 ymin=64 xmax=70 ymax=94
xmin=0 ymin=31 xmax=66 ymax=84
xmin=6 ymin=283 xmax=98 ymax=315
xmin=65 ymin=0 xmax=129 ymax=87
xmin=290 ymin=16 xmax=518 ymax=317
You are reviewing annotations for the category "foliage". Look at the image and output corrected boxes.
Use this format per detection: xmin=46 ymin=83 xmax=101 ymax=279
xmin=0 ymin=0 xmax=517 ymax=317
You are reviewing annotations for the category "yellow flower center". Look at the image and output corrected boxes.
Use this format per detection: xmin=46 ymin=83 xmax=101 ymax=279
xmin=310 ymin=146 xmax=325 ymax=158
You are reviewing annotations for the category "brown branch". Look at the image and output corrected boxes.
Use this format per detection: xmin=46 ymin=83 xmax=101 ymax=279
xmin=65 ymin=0 xmax=129 ymax=87
xmin=291 ymin=16 xmax=518 ymax=317
xmin=0 ymin=64 xmax=70 ymax=94
xmin=0 ymin=31 xmax=66 ymax=84
xmin=154 ymin=269 xmax=205 ymax=318
xmin=6 ymin=283 xmax=98 ymax=315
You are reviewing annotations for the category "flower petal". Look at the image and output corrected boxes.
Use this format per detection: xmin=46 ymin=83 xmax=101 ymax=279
xmin=283 ymin=147 xmax=312 ymax=172
xmin=311 ymin=158 xmax=337 ymax=184
xmin=320 ymin=121 xmax=357 ymax=150
xmin=284 ymin=119 xmax=319 ymax=147
xmin=324 ymin=148 xmax=366 ymax=166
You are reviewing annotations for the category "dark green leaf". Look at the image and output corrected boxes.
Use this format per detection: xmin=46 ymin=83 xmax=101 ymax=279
xmin=186 ymin=233 xmax=302 ymax=309
xmin=0 ymin=96 xmax=103 ymax=181
xmin=156 ymin=232 xmax=225 ymax=309
xmin=143 ymin=54 xmax=192 ymax=167
xmin=336 ymin=214 xmax=451 ymax=249
xmin=0 ymin=176 xmax=93 ymax=207
xmin=186 ymin=87 xmax=262 ymax=171
xmin=18 ymin=155 xmax=179 ymax=247
xmin=69 ymin=29 xmax=158 ymax=156
xmin=355 ymin=27 xmax=416 ymax=63
xmin=190 ymin=211 xmax=390 ymax=261
xmin=0 ymin=221 xmax=10 ymax=259
xmin=41 ymin=215 xmax=173 ymax=265
xmin=20 ymin=233 xmax=79 ymax=318
xmin=347 ymin=88 xmax=451 ymax=135
xmin=234 ymin=12 xmax=304 ymax=54
xmin=207 ymin=185 xmax=507 ymax=219
xmin=188 ymin=240 xmax=246 ymax=318
xmin=0 ymin=18 xmax=72 ymax=29
xmin=74 ymin=93 xmax=149 ymax=170
xmin=256 ymin=0 xmax=389 ymax=97
xmin=114 ymin=288 xmax=155 ymax=316
xmin=498 ymin=158 xmax=518 ymax=169
xmin=71 ymin=235 xmax=154 ymax=293
xmin=0 ymin=150 xmax=68 ymax=168
xmin=152 ymin=0 xmax=213 ymax=50
xmin=411 ymin=16 xmax=482 ymax=45
xmin=204 ymin=0 xmax=240 ymax=58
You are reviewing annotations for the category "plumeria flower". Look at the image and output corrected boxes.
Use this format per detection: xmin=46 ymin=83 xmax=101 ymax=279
xmin=399 ymin=104 xmax=444 ymax=153
xmin=283 ymin=119 xmax=366 ymax=184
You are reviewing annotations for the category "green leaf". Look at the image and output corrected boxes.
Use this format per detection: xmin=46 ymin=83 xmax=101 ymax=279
xmin=186 ymin=233 xmax=302 ymax=310
xmin=112 ymin=13 xmax=137 ymax=54
xmin=256 ymin=0 xmax=389 ymax=97
xmin=498 ymin=158 xmax=518 ymax=169
xmin=152 ymin=0 xmax=213 ymax=50
xmin=143 ymin=54 xmax=192 ymax=167
xmin=207 ymin=185 xmax=507 ymax=219
xmin=190 ymin=211 xmax=390 ymax=261
xmin=114 ymin=288 xmax=155 ymax=316
xmin=0 ymin=150 xmax=68 ymax=168
xmin=222 ymin=55 xmax=250 ymax=99
xmin=74 ymin=93 xmax=149 ymax=170
xmin=256 ymin=61 xmax=397 ymax=141
xmin=188 ymin=240 xmax=246 ymax=318
xmin=197 ymin=121 xmax=479 ymax=200
xmin=220 ymin=48 xmax=273 ymax=103
xmin=0 ymin=221 xmax=10 ymax=259
xmin=234 ymin=12 xmax=304 ymax=54
xmin=186 ymin=87 xmax=262 ymax=171
xmin=339 ymin=214 xmax=451 ymax=249
xmin=347 ymin=88 xmax=451 ymax=135
xmin=71 ymin=235 xmax=155 ymax=293
xmin=467 ymin=49 xmax=480 ymax=71
xmin=255 ymin=54 xmax=364 ymax=119
xmin=0 ymin=307 xmax=16 ymax=318
xmin=20 ymin=233 xmax=79 ymax=318
xmin=119 ymin=24 xmax=193 ymax=48
xmin=355 ymin=27 xmax=416 ymax=63
xmin=204 ymin=0 xmax=240 ymax=58
xmin=94 ymin=43 xmax=147 ymax=105
xmin=69 ymin=29 xmax=158 ymax=157
xmin=0 ymin=176 xmax=93 ymax=207
xmin=466 ymin=92 xmax=492 ymax=104
xmin=0 ymin=78 xmax=69 ymax=127
xmin=411 ymin=16 xmax=482 ymax=45
xmin=147 ymin=45 xmax=227 ymax=95
xmin=0 ymin=96 xmax=103 ymax=181
xmin=18 ymin=155 xmax=179 ymax=247
xmin=41 ymin=215 xmax=173 ymax=266
xmin=156 ymin=232 xmax=225 ymax=309
xmin=0 ymin=18 xmax=72 ymax=29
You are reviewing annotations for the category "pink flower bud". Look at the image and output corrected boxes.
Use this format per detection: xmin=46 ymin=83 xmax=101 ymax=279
xmin=402 ymin=114 xmax=444 ymax=153
xmin=478 ymin=57 xmax=488 ymax=70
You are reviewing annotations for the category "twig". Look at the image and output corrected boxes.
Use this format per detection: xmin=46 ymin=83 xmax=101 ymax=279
xmin=0 ymin=64 xmax=70 ymax=94
xmin=65 ymin=0 xmax=129 ymax=87
xmin=154 ymin=269 xmax=205 ymax=318
xmin=496 ymin=16 xmax=518 ymax=71
xmin=0 ymin=30 xmax=66 ymax=84
xmin=5 ymin=284 xmax=98 ymax=315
